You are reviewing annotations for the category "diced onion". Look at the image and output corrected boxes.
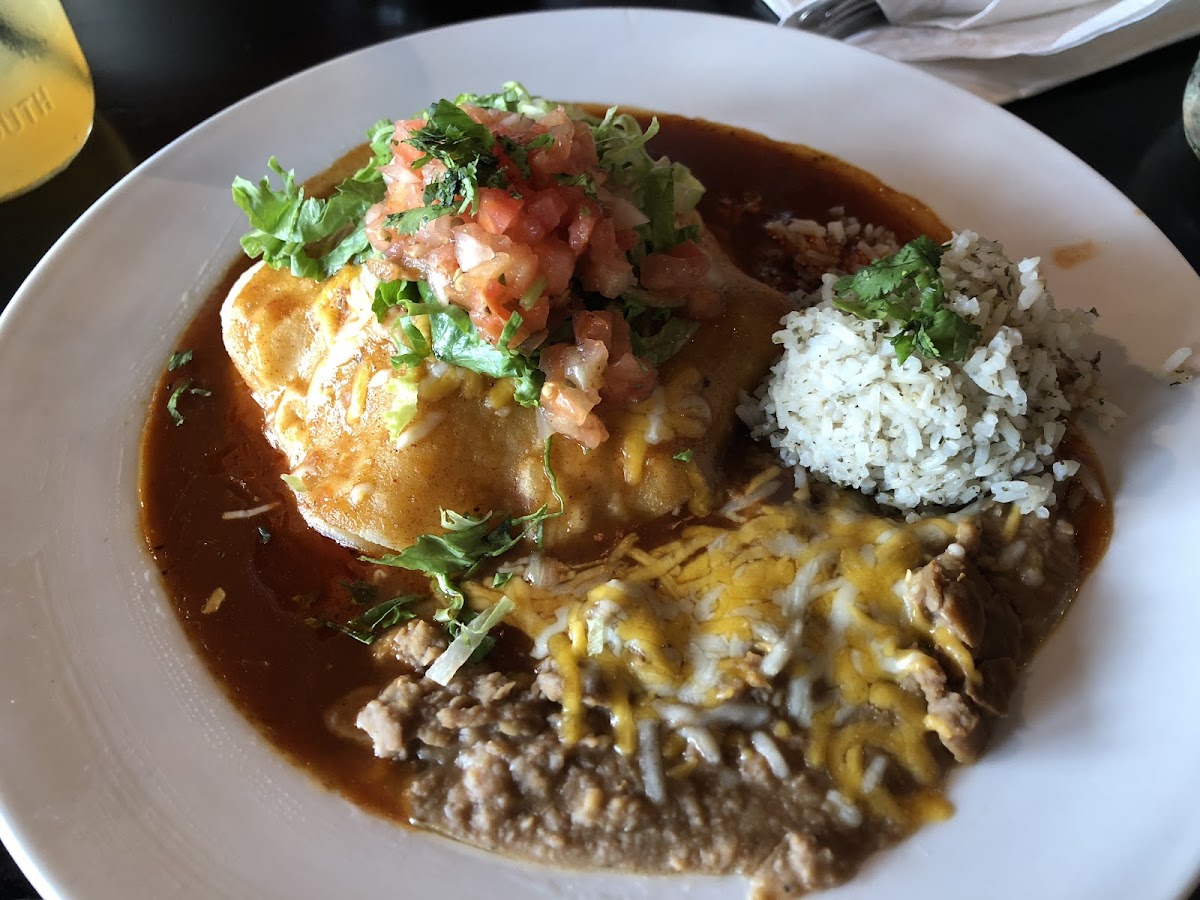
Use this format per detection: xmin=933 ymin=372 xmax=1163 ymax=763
xmin=637 ymin=720 xmax=665 ymax=804
xmin=751 ymin=731 xmax=790 ymax=779
xmin=602 ymin=193 xmax=650 ymax=231
xmin=454 ymin=228 xmax=496 ymax=272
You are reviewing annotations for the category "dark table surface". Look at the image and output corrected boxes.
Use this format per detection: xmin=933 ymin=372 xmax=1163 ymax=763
xmin=2 ymin=2 xmax=1198 ymax=897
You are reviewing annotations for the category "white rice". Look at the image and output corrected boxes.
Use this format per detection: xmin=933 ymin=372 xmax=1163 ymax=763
xmin=739 ymin=230 xmax=1106 ymax=515
xmin=1161 ymin=346 xmax=1194 ymax=385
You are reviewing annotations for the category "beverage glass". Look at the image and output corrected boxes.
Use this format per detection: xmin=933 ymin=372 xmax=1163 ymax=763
xmin=0 ymin=0 xmax=95 ymax=200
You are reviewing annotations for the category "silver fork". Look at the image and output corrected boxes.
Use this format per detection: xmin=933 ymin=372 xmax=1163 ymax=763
xmin=781 ymin=0 xmax=886 ymax=39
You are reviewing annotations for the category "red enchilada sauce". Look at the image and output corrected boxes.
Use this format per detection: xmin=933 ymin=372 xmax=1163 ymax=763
xmin=139 ymin=112 xmax=1111 ymax=843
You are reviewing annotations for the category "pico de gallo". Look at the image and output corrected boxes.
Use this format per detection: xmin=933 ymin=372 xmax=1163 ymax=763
xmin=233 ymin=83 xmax=719 ymax=448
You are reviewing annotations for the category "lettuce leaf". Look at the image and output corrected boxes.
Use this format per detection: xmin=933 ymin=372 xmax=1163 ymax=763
xmin=231 ymin=119 xmax=394 ymax=280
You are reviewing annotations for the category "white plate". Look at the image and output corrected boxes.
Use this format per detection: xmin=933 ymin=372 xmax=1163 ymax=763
xmin=1 ymin=9 xmax=1198 ymax=900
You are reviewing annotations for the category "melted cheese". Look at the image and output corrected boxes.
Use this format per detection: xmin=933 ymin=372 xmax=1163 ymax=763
xmin=485 ymin=468 xmax=1006 ymax=833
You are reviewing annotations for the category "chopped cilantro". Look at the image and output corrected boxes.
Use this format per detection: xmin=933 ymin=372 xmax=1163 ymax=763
xmin=833 ymin=236 xmax=979 ymax=365
xmin=554 ymin=172 xmax=597 ymax=197
xmin=167 ymin=349 xmax=193 ymax=371
xmin=341 ymin=578 xmax=379 ymax=606
xmin=619 ymin=297 xmax=698 ymax=366
xmin=492 ymin=571 xmax=515 ymax=588
xmin=673 ymin=449 xmax=693 ymax=462
xmin=386 ymin=205 xmax=457 ymax=237
xmin=406 ymin=99 xmax=501 ymax=218
xmin=326 ymin=595 xmax=421 ymax=645
xmin=498 ymin=133 xmax=552 ymax=180
xmin=166 ymin=379 xmax=210 ymax=426
xmin=257 ymin=526 xmax=271 ymax=544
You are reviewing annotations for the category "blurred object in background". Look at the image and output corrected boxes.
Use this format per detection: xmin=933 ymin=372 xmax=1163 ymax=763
xmin=0 ymin=114 xmax=133 ymax=301
xmin=0 ymin=0 xmax=94 ymax=200
xmin=1185 ymin=51 xmax=1200 ymax=158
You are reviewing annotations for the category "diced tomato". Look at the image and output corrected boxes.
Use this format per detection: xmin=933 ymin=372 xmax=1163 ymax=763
xmin=567 ymin=203 xmax=598 ymax=253
xmin=608 ymin=311 xmax=634 ymax=359
xmin=604 ymin=353 xmax=658 ymax=404
xmin=533 ymin=237 xmax=575 ymax=297
xmin=565 ymin=121 xmax=600 ymax=172
xmin=573 ymin=310 xmax=614 ymax=348
xmin=476 ymin=188 xmax=525 ymax=235
xmin=466 ymin=277 xmax=514 ymax=342
xmin=581 ymin=220 xmax=634 ymax=298
xmin=539 ymin=385 xmax=609 ymax=449
xmin=512 ymin=297 xmax=549 ymax=340
xmin=478 ymin=277 xmax=511 ymax=319
xmin=501 ymin=243 xmax=540 ymax=297
xmin=615 ymin=229 xmax=639 ymax=252
xmin=527 ymin=190 xmax=570 ymax=232
xmin=529 ymin=110 xmax=575 ymax=177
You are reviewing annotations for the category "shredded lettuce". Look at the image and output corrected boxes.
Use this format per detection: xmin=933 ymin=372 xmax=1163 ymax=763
xmin=588 ymin=108 xmax=704 ymax=255
xmin=456 ymin=81 xmax=556 ymax=118
xmin=280 ymin=473 xmax=308 ymax=492
xmin=231 ymin=119 xmax=393 ymax=280
xmin=382 ymin=375 xmax=420 ymax=442
xmin=425 ymin=596 xmax=515 ymax=685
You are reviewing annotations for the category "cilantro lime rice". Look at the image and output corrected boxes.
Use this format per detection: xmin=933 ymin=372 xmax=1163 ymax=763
xmin=740 ymin=230 xmax=1108 ymax=514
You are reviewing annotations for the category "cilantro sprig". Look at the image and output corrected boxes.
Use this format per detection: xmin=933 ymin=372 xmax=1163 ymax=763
xmin=167 ymin=349 xmax=193 ymax=371
xmin=833 ymin=236 xmax=980 ymax=365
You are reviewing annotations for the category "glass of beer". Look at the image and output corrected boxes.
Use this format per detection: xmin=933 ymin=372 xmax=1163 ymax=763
xmin=0 ymin=0 xmax=95 ymax=201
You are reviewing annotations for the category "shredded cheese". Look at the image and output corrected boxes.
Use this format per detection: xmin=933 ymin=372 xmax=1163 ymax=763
xmin=464 ymin=463 xmax=998 ymax=834
xmin=202 ymin=588 xmax=226 ymax=614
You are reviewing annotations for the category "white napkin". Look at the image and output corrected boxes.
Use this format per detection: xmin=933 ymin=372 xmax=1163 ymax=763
xmin=765 ymin=0 xmax=1200 ymax=103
